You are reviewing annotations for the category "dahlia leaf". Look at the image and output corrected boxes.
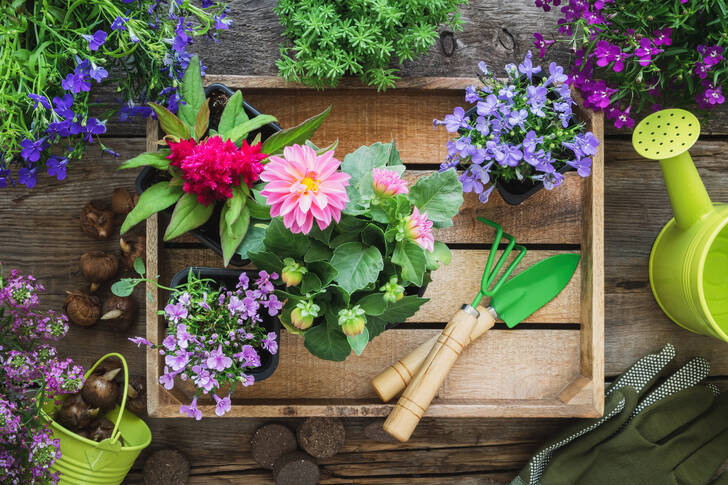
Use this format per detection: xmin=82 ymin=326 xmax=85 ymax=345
xmin=347 ymin=327 xmax=369 ymax=356
xmin=118 ymin=150 xmax=171 ymax=170
xmin=303 ymin=311 xmax=350 ymax=361
xmin=246 ymin=197 xmax=271 ymax=219
xmin=178 ymin=55 xmax=204 ymax=128
xmin=376 ymin=295 xmax=429 ymax=323
xmin=163 ymin=193 xmax=215 ymax=241
xmin=304 ymin=241 xmax=332 ymax=263
xmin=355 ymin=293 xmax=387 ymax=316
xmin=391 ymin=241 xmax=426 ymax=287
xmin=261 ymin=106 xmax=331 ymax=155
xmin=330 ymin=242 xmax=383 ymax=294
xmin=308 ymin=261 xmax=337 ymax=286
xmin=235 ymin=222 xmax=268 ymax=260
xmin=263 ymin=217 xmax=310 ymax=259
xmin=409 ymin=168 xmax=463 ymax=229
xmin=149 ymin=102 xmax=191 ymax=140
xmin=227 ymin=115 xmax=279 ymax=146
xmin=194 ymin=98 xmax=210 ymax=140
xmin=366 ymin=315 xmax=388 ymax=339
xmin=249 ymin=251 xmax=284 ymax=274
xmin=220 ymin=205 xmax=250 ymax=267
xmin=218 ymin=90 xmax=249 ymax=136
xmin=301 ymin=272 xmax=322 ymax=294
xmin=120 ymin=182 xmax=183 ymax=234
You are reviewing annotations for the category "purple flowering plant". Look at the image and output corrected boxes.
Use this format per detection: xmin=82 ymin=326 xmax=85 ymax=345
xmin=1 ymin=0 xmax=230 ymax=189
xmin=434 ymin=53 xmax=598 ymax=203
xmin=129 ymin=270 xmax=280 ymax=419
xmin=0 ymin=266 xmax=85 ymax=484
xmin=533 ymin=0 xmax=727 ymax=129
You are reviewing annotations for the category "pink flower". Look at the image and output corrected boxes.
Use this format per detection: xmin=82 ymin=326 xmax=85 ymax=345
xmin=404 ymin=207 xmax=434 ymax=252
xmin=206 ymin=344 xmax=232 ymax=372
xmin=180 ymin=396 xmax=202 ymax=420
xmin=372 ymin=168 xmax=408 ymax=197
xmin=213 ymin=393 xmax=231 ymax=416
xmin=260 ymin=145 xmax=350 ymax=234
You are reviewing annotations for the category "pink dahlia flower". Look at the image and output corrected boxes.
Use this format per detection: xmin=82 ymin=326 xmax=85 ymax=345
xmin=405 ymin=207 xmax=434 ymax=252
xmin=260 ymin=145 xmax=350 ymax=234
xmin=372 ymin=168 xmax=408 ymax=197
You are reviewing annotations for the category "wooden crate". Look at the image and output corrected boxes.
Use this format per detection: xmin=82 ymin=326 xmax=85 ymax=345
xmin=145 ymin=76 xmax=604 ymax=418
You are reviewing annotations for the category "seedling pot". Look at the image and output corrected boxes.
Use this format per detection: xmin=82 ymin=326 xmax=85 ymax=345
xmin=135 ymin=83 xmax=281 ymax=266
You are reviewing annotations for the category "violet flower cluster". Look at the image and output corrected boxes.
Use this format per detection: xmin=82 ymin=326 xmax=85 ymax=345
xmin=0 ymin=267 xmax=85 ymax=484
xmin=130 ymin=270 xmax=281 ymax=419
xmin=434 ymin=53 xmax=597 ymax=203
xmin=533 ymin=0 xmax=726 ymax=129
xmin=2 ymin=0 xmax=230 ymax=189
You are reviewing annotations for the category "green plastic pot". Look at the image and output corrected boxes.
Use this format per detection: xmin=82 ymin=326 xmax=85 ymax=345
xmin=41 ymin=353 xmax=152 ymax=485
xmin=633 ymin=109 xmax=728 ymax=341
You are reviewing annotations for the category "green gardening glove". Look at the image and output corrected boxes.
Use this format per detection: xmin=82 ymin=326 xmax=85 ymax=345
xmin=543 ymin=385 xmax=728 ymax=485
xmin=511 ymin=344 xmax=709 ymax=485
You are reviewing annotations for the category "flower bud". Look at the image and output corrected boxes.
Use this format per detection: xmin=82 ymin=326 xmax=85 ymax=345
xmin=338 ymin=306 xmax=366 ymax=336
xmin=291 ymin=301 xmax=320 ymax=330
xmin=380 ymin=276 xmax=405 ymax=303
xmin=281 ymin=258 xmax=307 ymax=287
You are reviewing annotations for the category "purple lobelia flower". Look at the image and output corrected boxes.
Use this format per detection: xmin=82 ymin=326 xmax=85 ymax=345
xmin=239 ymin=374 xmax=255 ymax=387
xmin=19 ymin=138 xmax=46 ymax=163
xmin=567 ymin=155 xmax=592 ymax=177
xmin=477 ymin=94 xmax=499 ymax=117
xmin=180 ymin=396 xmax=202 ymax=420
xmin=61 ymin=71 xmax=91 ymax=94
xmin=89 ymin=64 xmax=108 ymax=82
xmin=518 ymin=51 xmax=542 ymax=80
xmin=82 ymin=30 xmax=108 ymax=51
xmin=262 ymin=332 xmax=278 ymax=354
xmin=206 ymin=344 xmax=232 ymax=372
xmin=533 ymin=32 xmax=555 ymax=58
xmin=166 ymin=350 xmax=190 ymax=372
xmin=434 ymin=106 xmax=470 ymax=133
xmin=28 ymin=94 xmax=51 ymax=110
xmin=237 ymin=273 xmax=249 ymax=290
xmin=464 ymin=85 xmax=480 ymax=104
xmin=46 ymin=157 xmax=68 ymax=181
xmin=261 ymin=294 xmax=282 ymax=316
xmin=634 ymin=38 xmax=662 ymax=67
xmin=83 ymin=118 xmax=106 ymax=142
xmin=165 ymin=301 xmax=188 ymax=323
xmin=507 ymin=108 xmax=528 ymax=129
xmin=653 ymin=27 xmax=673 ymax=47
xmin=159 ymin=367 xmax=175 ymax=390
xmin=52 ymin=95 xmax=74 ymax=118
xmin=111 ymin=16 xmax=129 ymax=31
xmin=703 ymin=85 xmax=725 ymax=105
xmin=17 ymin=167 xmax=37 ymax=189
xmin=128 ymin=336 xmax=153 ymax=347
xmin=213 ymin=394 xmax=232 ymax=416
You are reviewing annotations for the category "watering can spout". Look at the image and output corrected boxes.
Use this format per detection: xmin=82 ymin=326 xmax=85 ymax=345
xmin=633 ymin=109 xmax=712 ymax=230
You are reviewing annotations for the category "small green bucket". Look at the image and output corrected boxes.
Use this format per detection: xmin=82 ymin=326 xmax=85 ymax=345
xmin=41 ymin=353 xmax=152 ymax=485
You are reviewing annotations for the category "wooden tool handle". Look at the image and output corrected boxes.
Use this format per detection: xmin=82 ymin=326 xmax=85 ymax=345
xmin=371 ymin=305 xmax=494 ymax=402
xmin=383 ymin=306 xmax=483 ymax=442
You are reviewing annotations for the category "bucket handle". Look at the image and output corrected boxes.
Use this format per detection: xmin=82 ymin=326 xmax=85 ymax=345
xmin=84 ymin=353 xmax=129 ymax=445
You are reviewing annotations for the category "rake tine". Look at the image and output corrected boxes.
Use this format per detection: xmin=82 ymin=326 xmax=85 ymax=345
xmin=489 ymin=243 xmax=527 ymax=295
xmin=478 ymin=217 xmax=503 ymax=290
xmin=485 ymin=232 xmax=517 ymax=292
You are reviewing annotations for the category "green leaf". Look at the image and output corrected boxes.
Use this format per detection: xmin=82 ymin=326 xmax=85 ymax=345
xmin=194 ymin=98 xmax=210 ymax=140
xmin=121 ymin=182 xmax=183 ymax=234
xmin=327 ymin=285 xmax=350 ymax=307
xmin=224 ymin=186 xmax=248 ymax=228
xmin=361 ymin=223 xmax=386 ymax=254
xmin=301 ymin=272 xmax=323 ymax=294
xmin=341 ymin=142 xmax=402 ymax=182
xmin=118 ymin=150 xmax=171 ymax=170
xmin=392 ymin=241 xmax=427 ymax=286
xmin=178 ymin=55 xmax=204 ymax=128
xmin=111 ymin=279 xmax=135 ymax=297
xmin=378 ymin=295 xmax=428 ymax=323
xmin=133 ymin=257 xmax=146 ymax=276
xmin=236 ymin=222 xmax=268 ymax=260
xmin=148 ymin=102 xmax=191 ymax=140
xmin=307 ymin=224 xmax=334 ymax=245
xmin=304 ymin=311 xmax=351 ymax=361
xmin=246 ymin=197 xmax=271 ymax=219
xmin=263 ymin=217 xmax=310 ymax=259
xmin=347 ymin=327 xmax=369 ymax=356
xmin=308 ymin=262 xmax=337 ymax=286
xmin=261 ymin=106 xmax=332 ymax=155
xmin=330 ymin=242 xmax=383 ymax=294
xmin=366 ymin=316 xmax=388 ymax=339
xmin=227 ymin=115 xmax=279 ymax=145
xmin=163 ymin=193 xmax=215 ymax=241
xmin=249 ymin=251 xmax=284 ymax=274
xmin=218 ymin=90 xmax=249 ymax=136
xmin=220 ymin=205 xmax=250 ymax=267
xmin=431 ymin=240 xmax=452 ymax=266
xmin=409 ymin=168 xmax=463 ymax=229
xmin=304 ymin=241 xmax=332 ymax=263
xmin=356 ymin=293 xmax=387 ymax=316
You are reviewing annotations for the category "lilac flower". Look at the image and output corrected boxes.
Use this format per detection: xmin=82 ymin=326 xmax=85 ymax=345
xmin=19 ymin=138 xmax=46 ymax=162
xmin=111 ymin=16 xmax=129 ymax=31
xmin=507 ymin=109 xmax=528 ymax=129
xmin=128 ymin=336 xmax=153 ymax=347
xmin=206 ymin=344 xmax=232 ymax=371
xmin=476 ymin=94 xmax=499 ymax=117
xmin=464 ymin=85 xmax=480 ymax=104
xmin=435 ymin=106 xmax=469 ymax=133
xmin=262 ymin=332 xmax=278 ymax=354
xmin=166 ymin=350 xmax=190 ymax=372
xmin=165 ymin=301 xmax=188 ymax=323
xmin=17 ymin=167 xmax=37 ymax=189
xmin=28 ymin=94 xmax=51 ymax=110
xmin=240 ymin=374 xmax=255 ymax=387
xmin=46 ymin=157 xmax=68 ymax=181
xmin=180 ymin=397 xmax=202 ymax=420
xmin=82 ymin=30 xmax=108 ymax=51
xmin=61 ymin=71 xmax=91 ymax=94
xmin=518 ymin=51 xmax=541 ymax=80
xmin=159 ymin=367 xmax=175 ymax=390
xmin=533 ymin=32 xmax=555 ymax=58
xmin=89 ymin=64 xmax=108 ymax=82
xmin=214 ymin=394 xmax=232 ymax=416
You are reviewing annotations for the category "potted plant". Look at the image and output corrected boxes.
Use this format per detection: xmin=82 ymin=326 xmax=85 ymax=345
xmin=532 ymin=0 xmax=727 ymax=129
xmin=0 ymin=266 xmax=86 ymax=483
xmin=274 ymin=0 xmax=468 ymax=90
xmin=129 ymin=267 xmax=281 ymax=419
xmin=434 ymin=53 xmax=599 ymax=205
xmin=119 ymin=56 xmax=332 ymax=266
xmin=248 ymin=141 xmax=463 ymax=361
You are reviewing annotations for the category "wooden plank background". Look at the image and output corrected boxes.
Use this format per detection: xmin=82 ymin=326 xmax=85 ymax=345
xmin=1 ymin=0 xmax=727 ymax=482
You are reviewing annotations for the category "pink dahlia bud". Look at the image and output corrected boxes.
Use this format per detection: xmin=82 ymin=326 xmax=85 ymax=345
xmin=281 ymin=258 xmax=307 ymax=287
xmin=290 ymin=300 xmax=319 ymax=330
xmin=372 ymin=168 xmax=408 ymax=197
xmin=338 ymin=306 xmax=366 ymax=336
xmin=398 ymin=207 xmax=435 ymax=252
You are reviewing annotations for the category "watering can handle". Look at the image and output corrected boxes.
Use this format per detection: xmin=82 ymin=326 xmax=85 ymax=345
xmin=371 ymin=305 xmax=493 ymax=402
xmin=85 ymin=353 xmax=129 ymax=445
xmin=383 ymin=305 xmax=494 ymax=442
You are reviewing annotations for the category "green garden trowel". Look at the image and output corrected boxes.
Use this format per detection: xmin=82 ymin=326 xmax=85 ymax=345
xmin=633 ymin=109 xmax=728 ymax=342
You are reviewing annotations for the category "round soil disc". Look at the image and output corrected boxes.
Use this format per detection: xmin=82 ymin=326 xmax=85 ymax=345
xmin=251 ymin=423 xmax=298 ymax=470
xmin=273 ymin=451 xmax=319 ymax=485
xmin=143 ymin=449 xmax=190 ymax=485
xmin=297 ymin=417 xmax=345 ymax=458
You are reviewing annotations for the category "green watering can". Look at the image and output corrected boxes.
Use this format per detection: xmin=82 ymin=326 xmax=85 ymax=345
xmin=633 ymin=109 xmax=728 ymax=341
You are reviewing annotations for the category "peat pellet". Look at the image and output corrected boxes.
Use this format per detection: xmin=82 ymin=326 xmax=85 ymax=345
xmin=251 ymin=423 xmax=297 ymax=470
xmin=297 ymin=417 xmax=345 ymax=458
xmin=273 ymin=451 xmax=319 ymax=485
xmin=364 ymin=420 xmax=398 ymax=443
xmin=143 ymin=449 xmax=190 ymax=485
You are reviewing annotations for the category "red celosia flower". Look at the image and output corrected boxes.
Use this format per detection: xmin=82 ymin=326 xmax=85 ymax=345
xmin=166 ymin=137 xmax=267 ymax=206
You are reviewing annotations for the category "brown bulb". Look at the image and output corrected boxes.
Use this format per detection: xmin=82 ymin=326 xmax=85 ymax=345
xmin=100 ymin=295 xmax=136 ymax=331
xmin=111 ymin=188 xmax=136 ymax=215
xmin=82 ymin=368 xmax=121 ymax=412
xmin=120 ymin=234 xmax=146 ymax=271
xmin=80 ymin=251 xmax=119 ymax=292
xmin=118 ymin=375 xmax=147 ymax=416
xmin=81 ymin=200 xmax=115 ymax=240
xmin=87 ymin=417 xmax=115 ymax=442
xmin=64 ymin=291 xmax=101 ymax=327
xmin=55 ymin=394 xmax=100 ymax=431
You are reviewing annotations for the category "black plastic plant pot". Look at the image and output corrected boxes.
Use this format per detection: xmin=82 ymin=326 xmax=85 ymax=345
xmin=135 ymin=83 xmax=282 ymax=266
xmin=463 ymin=105 xmax=575 ymax=206
xmin=169 ymin=267 xmax=280 ymax=382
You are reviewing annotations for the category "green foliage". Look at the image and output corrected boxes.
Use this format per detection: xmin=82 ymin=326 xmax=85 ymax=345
xmin=274 ymin=0 xmax=468 ymax=90
xmin=249 ymin=141 xmax=461 ymax=361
